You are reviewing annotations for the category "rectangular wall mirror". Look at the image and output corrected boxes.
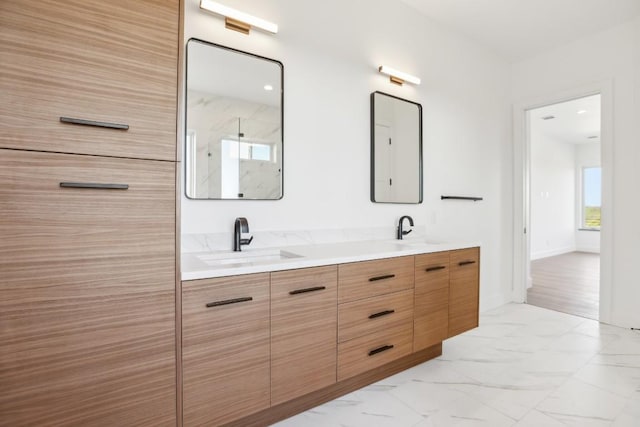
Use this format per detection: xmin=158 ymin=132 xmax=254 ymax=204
xmin=185 ymin=38 xmax=283 ymax=200
xmin=371 ymin=91 xmax=423 ymax=204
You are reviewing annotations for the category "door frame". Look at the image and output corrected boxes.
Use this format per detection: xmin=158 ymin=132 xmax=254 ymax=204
xmin=512 ymin=80 xmax=614 ymax=324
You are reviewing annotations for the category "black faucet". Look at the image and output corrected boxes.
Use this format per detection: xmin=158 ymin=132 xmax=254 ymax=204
xmin=233 ymin=217 xmax=254 ymax=251
xmin=397 ymin=215 xmax=414 ymax=240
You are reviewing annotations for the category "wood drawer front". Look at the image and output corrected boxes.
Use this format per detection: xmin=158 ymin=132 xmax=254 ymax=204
xmin=271 ymin=266 xmax=338 ymax=406
xmin=0 ymin=0 xmax=179 ymax=161
xmin=449 ymin=247 xmax=480 ymax=338
xmin=337 ymin=321 xmax=413 ymax=381
xmin=414 ymin=287 xmax=449 ymax=351
xmin=182 ymin=274 xmax=271 ymax=426
xmin=415 ymin=251 xmax=450 ymax=292
xmin=0 ymin=150 xmax=176 ymax=426
xmin=338 ymin=256 xmax=414 ymax=303
xmin=338 ymin=289 xmax=414 ymax=343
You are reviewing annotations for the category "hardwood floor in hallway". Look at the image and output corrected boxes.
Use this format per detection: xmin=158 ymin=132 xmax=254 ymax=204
xmin=527 ymin=251 xmax=600 ymax=320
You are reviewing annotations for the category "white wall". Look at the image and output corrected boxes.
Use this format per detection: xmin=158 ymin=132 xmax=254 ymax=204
xmin=575 ymin=143 xmax=601 ymax=253
xmin=181 ymin=0 xmax=513 ymax=311
xmin=529 ymin=129 xmax=576 ymax=260
xmin=512 ymin=16 xmax=640 ymax=327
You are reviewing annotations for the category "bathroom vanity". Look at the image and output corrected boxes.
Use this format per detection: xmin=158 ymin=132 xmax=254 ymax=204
xmin=181 ymin=241 xmax=480 ymax=426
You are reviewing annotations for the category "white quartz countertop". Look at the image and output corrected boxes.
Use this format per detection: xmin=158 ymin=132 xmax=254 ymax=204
xmin=181 ymin=239 xmax=479 ymax=281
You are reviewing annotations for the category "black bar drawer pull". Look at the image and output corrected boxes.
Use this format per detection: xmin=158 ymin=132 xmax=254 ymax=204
xmin=458 ymin=260 xmax=476 ymax=266
xmin=369 ymin=309 xmax=395 ymax=319
xmin=60 ymin=182 xmax=129 ymax=190
xmin=60 ymin=116 xmax=129 ymax=130
xmin=369 ymin=274 xmax=395 ymax=282
xmin=289 ymin=286 xmax=326 ymax=295
xmin=368 ymin=344 xmax=394 ymax=356
xmin=206 ymin=297 xmax=253 ymax=307
xmin=425 ymin=265 xmax=446 ymax=272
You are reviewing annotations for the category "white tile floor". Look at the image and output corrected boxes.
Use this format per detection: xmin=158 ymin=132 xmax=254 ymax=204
xmin=273 ymin=303 xmax=640 ymax=426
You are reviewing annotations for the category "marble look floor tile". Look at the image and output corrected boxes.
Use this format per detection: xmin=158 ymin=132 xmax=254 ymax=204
xmin=613 ymin=393 xmax=640 ymax=426
xmin=588 ymin=353 xmax=640 ymax=369
xmin=440 ymin=334 xmax=499 ymax=361
xmin=535 ymin=378 xmax=628 ymax=426
xmin=386 ymin=377 xmax=471 ymax=417
xmin=514 ymin=409 xmax=566 ymax=426
xmin=574 ymin=360 xmax=640 ymax=398
xmin=542 ymin=330 xmax=606 ymax=354
xmin=507 ymin=316 xmax=585 ymax=340
xmin=444 ymin=369 xmax=557 ymax=420
xmin=509 ymin=350 xmax=594 ymax=384
xmin=600 ymin=334 xmax=640 ymax=356
xmin=426 ymin=394 xmax=517 ymax=426
xmin=571 ymin=319 xmax=634 ymax=345
xmin=273 ymin=389 xmax=424 ymax=427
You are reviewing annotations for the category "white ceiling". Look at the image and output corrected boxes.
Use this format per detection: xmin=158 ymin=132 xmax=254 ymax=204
xmin=530 ymin=94 xmax=601 ymax=144
xmin=398 ymin=0 xmax=640 ymax=62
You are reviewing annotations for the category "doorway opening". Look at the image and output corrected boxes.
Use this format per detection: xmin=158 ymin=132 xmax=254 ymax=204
xmin=525 ymin=94 xmax=602 ymax=320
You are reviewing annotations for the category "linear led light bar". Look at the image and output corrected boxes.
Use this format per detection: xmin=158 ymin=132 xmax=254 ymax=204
xmin=378 ymin=65 xmax=421 ymax=86
xmin=200 ymin=0 xmax=278 ymax=35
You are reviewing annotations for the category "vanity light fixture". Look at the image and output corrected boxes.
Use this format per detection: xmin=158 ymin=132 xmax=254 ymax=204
xmin=200 ymin=0 xmax=278 ymax=35
xmin=378 ymin=65 xmax=421 ymax=86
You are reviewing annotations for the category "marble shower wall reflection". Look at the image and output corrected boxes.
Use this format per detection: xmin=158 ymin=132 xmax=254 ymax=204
xmin=186 ymin=90 xmax=282 ymax=199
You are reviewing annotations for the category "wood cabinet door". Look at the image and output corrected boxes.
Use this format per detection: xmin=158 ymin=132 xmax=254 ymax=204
xmin=182 ymin=274 xmax=271 ymax=426
xmin=448 ymin=247 xmax=480 ymax=337
xmin=414 ymin=251 xmax=450 ymax=350
xmin=271 ymin=266 xmax=338 ymax=405
xmin=0 ymin=0 xmax=179 ymax=161
xmin=338 ymin=256 xmax=414 ymax=303
xmin=0 ymin=149 xmax=176 ymax=426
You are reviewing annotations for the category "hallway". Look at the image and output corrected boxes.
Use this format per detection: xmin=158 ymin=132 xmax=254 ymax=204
xmin=528 ymin=252 xmax=600 ymax=320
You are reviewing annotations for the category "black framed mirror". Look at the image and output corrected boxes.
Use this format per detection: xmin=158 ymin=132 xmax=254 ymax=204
xmin=185 ymin=38 xmax=284 ymax=200
xmin=370 ymin=91 xmax=423 ymax=204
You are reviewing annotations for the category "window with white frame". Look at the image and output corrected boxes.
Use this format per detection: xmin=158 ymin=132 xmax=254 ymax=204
xmin=582 ymin=166 xmax=601 ymax=229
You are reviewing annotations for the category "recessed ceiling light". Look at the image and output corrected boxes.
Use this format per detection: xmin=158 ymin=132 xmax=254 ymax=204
xmin=542 ymin=115 xmax=555 ymax=120
xmin=264 ymin=84 xmax=273 ymax=91
xmin=577 ymin=110 xmax=587 ymax=114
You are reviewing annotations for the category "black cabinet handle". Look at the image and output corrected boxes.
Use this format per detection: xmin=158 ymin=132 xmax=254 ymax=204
xmin=458 ymin=260 xmax=476 ymax=266
xmin=425 ymin=265 xmax=446 ymax=272
xmin=206 ymin=297 xmax=253 ymax=307
xmin=368 ymin=344 xmax=394 ymax=356
xmin=289 ymin=286 xmax=326 ymax=295
xmin=368 ymin=309 xmax=395 ymax=319
xmin=369 ymin=274 xmax=395 ymax=282
xmin=60 ymin=116 xmax=129 ymax=130
xmin=60 ymin=182 xmax=129 ymax=190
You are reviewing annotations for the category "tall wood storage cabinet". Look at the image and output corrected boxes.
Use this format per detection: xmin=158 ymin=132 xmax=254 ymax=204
xmin=0 ymin=1 xmax=180 ymax=425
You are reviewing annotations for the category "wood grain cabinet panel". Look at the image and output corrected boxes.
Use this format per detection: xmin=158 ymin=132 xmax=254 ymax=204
xmin=337 ymin=322 xmax=413 ymax=381
xmin=182 ymin=274 xmax=271 ymax=426
xmin=448 ymin=247 xmax=480 ymax=338
xmin=338 ymin=289 xmax=414 ymax=343
xmin=414 ymin=251 xmax=450 ymax=351
xmin=0 ymin=149 xmax=176 ymax=426
xmin=338 ymin=256 xmax=414 ymax=303
xmin=271 ymin=266 xmax=338 ymax=406
xmin=0 ymin=0 xmax=179 ymax=161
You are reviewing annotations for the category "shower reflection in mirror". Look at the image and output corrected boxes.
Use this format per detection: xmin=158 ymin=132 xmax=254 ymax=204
xmin=185 ymin=38 xmax=283 ymax=200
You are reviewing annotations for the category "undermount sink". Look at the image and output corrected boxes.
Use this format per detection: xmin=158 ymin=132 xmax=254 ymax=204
xmin=197 ymin=249 xmax=303 ymax=268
